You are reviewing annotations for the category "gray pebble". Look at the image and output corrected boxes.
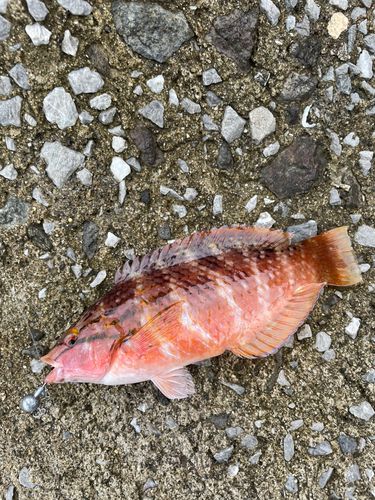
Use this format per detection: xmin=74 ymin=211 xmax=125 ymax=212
xmin=287 ymin=220 xmax=317 ymax=243
xmin=68 ymin=67 xmax=104 ymax=95
xmin=284 ymin=433 xmax=295 ymax=462
xmin=330 ymin=188 xmax=342 ymax=206
xmin=25 ymin=23 xmax=51 ymax=45
xmin=62 ymin=29 xmax=79 ymax=56
xmin=202 ymin=114 xmax=219 ymax=131
xmin=0 ymin=196 xmax=28 ymax=228
xmin=43 ymin=87 xmax=78 ymax=129
xmin=57 ymin=0 xmax=92 ymax=16
xmin=0 ymin=96 xmax=22 ymax=127
xmin=221 ymin=380 xmax=245 ymax=395
xmin=169 ymin=89 xmax=179 ymax=106
xmin=146 ymin=75 xmax=164 ymax=94
xmin=364 ymin=34 xmax=375 ymax=53
xmin=213 ymin=194 xmax=223 ymax=216
xmin=338 ymin=434 xmax=358 ymax=455
xmin=206 ymin=91 xmax=222 ymax=107
xmin=0 ymin=163 xmax=17 ymax=180
xmin=0 ymin=75 xmax=12 ymax=96
xmin=249 ymin=450 xmax=262 ymax=465
xmin=213 ymin=446 xmax=233 ymax=463
xmin=249 ymin=106 xmax=276 ymax=143
xmin=112 ymin=1 xmax=193 ymax=63
xmin=318 ymin=468 xmax=334 ymax=489
xmin=82 ymin=221 xmax=98 ymax=259
xmin=221 ymin=106 xmax=246 ymax=144
xmin=225 ymin=426 xmax=243 ymax=439
xmin=202 ymin=68 xmax=222 ymax=86
xmin=240 ymin=434 xmax=258 ymax=450
xmin=9 ymin=63 xmax=30 ymax=90
xmin=308 ymin=441 xmax=333 ymax=456
xmin=139 ymin=100 xmax=164 ymax=128
xmin=40 ymin=141 xmax=85 ymax=188
xmin=346 ymin=464 xmax=361 ymax=483
xmin=112 ymin=136 xmax=126 ymax=153
xmin=217 ymin=142 xmax=233 ymax=169
xmin=172 ymin=204 xmax=187 ymax=218
xmin=27 ymin=223 xmax=52 ymax=251
xmin=297 ymin=324 xmax=312 ymax=340
xmin=90 ymin=93 xmax=111 ymax=110
xmin=5 ymin=484 xmax=14 ymax=500
xmin=99 ymin=106 xmax=116 ymax=125
xmin=177 ymin=159 xmax=189 ymax=173
xmin=285 ymin=474 xmax=298 ymax=494
xmin=20 ymin=395 xmax=39 ymax=413
xmin=77 ymin=168 xmax=92 ymax=186
xmin=356 ymin=50 xmax=373 ymax=79
xmin=0 ymin=14 xmax=11 ymax=41
xmin=260 ymin=0 xmax=280 ymax=26
xmin=245 ymin=195 xmax=257 ymax=213
xmin=32 ymin=187 xmax=49 ymax=207
xmin=349 ymin=401 xmax=374 ymax=421
xmin=263 ymin=141 xmax=280 ymax=157
xmin=355 ymin=225 xmax=375 ymax=247
xmin=26 ymin=0 xmax=48 ymax=21
xmin=0 ymin=0 xmax=8 ymax=13
xmin=305 ymin=0 xmax=320 ymax=21
xmin=79 ymin=110 xmax=94 ymax=124
xmin=181 ymin=98 xmax=201 ymax=114
xmin=362 ymin=369 xmax=375 ymax=383
xmin=183 ymin=188 xmax=198 ymax=202
xmin=315 ymin=331 xmax=331 ymax=353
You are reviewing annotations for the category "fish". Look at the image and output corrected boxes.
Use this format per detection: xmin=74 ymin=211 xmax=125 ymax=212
xmin=41 ymin=226 xmax=361 ymax=399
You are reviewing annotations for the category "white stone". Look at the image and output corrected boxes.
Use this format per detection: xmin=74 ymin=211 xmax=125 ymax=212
xmin=25 ymin=23 xmax=51 ymax=45
xmin=169 ymin=88 xmax=179 ymax=106
xmin=57 ymin=0 xmax=92 ymax=16
xmin=5 ymin=136 xmax=15 ymax=151
xmin=284 ymin=433 xmax=294 ymax=462
xmin=0 ymin=75 xmax=12 ymax=96
xmin=305 ymin=0 xmax=320 ymax=21
xmin=105 ymin=232 xmax=120 ymax=248
xmin=26 ymin=0 xmax=48 ymax=21
xmin=118 ymin=180 xmax=126 ymax=205
xmin=329 ymin=188 xmax=342 ymax=206
xmin=112 ymin=136 xmax=127 ymax=153
xmin=260 ymin=0 xmax=280 ymax=26
xmin=329 ymin=0 xmax=348 ymax=9
xmin=249 ymin=106 xmax=276 ymax=143
xmin=172 ymin=204 xmax=187 ymax=218
xmin=62 ymin=29 xmax=79 ymax=56
xmin=213 ymin=194 xmax=223 ymax=216
xmin=255 ymin=212 xmax=275 ymax=229
xmin=139 ymin=100 xmax=164 ymax=127
xmin=24 ymin=113 xmax=37 ymax=126
xmin=0 ymin=14 xmax=11 ymax=41
xmin=183 ymin=188 xmax=198 ymax=201
xmin=202 ymin=68 xmax=222 ymax=86
xmin=245 ymin=195 xmax=258 ymax=213
xmin=76 ymin=168 xmax=92 ymax=186
xmin=297 ymin=324 xmax=312 ymax=340
xmin=286 ymin=15 xmax=295 ymax=31
xmin=89 ymin=93 xmax=111 ymax=110
xmin=0 ymin=1 xmax=8 ymax=14
xmin=30 ymin=358 xmax=46 ymax=373
xmin=83 ymin=140 xmax=94 ymax=157
xmin=32 ymin=186 xmax=49 ymax=206
xmin=355 ymin=225 xmax=375 ymax=247
xmin=99 ymin=107 xmax=116 ymax=125
xmin=315 ymin=331 xmax=331 ymax=352
xmin=146 ymin=75 xmax=164 ymax=94
xmin=68 ymin=67 xmax=104 ymax=95
xmin=349 ymin=401 xmax=374 ymax=421
xmin=263 ymin=141 xmax=280 ymax=157
xmin=328 ymin=12 xmax=349 ymax=39
xmin=0 ymin=96 xmax=22 ymax=127
xmin=0 ymin=163 xmax=17 ymax=180
xmin=90 ymin=270 xmax=107 ymax=288
xmin=43 ymin=87 xmax=78 ymax=129
xmin=79 ymin=110 xmax=94 ymax=124
xmin=110 ymin=157 xmax=131 ymax=182
xmin=221 ymin=106 xmax=246 ymax=143
xmin=345 ymin=317 xmax=361 ymax=339
xmin=181 ymin=98 xmax=201 ymax=114
xmin=133 ymin=84 xmax=142 ymax=96
xmin=202 ymin=114 xmax=219 ymax=131
xmin=40 ymin=141 xmax=85 ymax=188
xmin=9 ymin=63 xmax=30 ymax=90
xmin=277 ymin=369 xmax=291 ymax=387
xmin=357 ymin=49 xmax=373 ymax=79
xmin=343 ymin=132 xmax=360 ymax=147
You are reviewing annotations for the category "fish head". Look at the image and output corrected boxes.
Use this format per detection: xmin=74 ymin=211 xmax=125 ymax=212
xmin=41 ymin=324 xmax=116 ymax=384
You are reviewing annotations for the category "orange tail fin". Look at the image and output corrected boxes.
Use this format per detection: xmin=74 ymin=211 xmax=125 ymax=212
xmin=300 ymin=227 xmax=362 ymax=287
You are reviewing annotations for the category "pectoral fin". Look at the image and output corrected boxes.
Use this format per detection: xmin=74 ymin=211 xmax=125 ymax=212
xmin=152 ymin=367 xmax=195 ymax=400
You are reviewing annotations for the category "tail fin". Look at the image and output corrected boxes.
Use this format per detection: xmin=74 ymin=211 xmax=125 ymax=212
xmin=300 ymin=227 xmax=362 ymax=286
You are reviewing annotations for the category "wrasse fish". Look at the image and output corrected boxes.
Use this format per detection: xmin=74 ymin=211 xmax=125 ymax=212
xmin=41 ymin=226 xmax=361 ymax=399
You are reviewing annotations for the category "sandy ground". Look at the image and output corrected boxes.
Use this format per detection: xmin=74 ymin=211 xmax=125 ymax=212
xmin=0 ymin=0 xmax=374 ymax=499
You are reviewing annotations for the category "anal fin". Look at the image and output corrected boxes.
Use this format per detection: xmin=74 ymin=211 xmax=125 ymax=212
xmin=232 ymin=283 xmax=324 ymax=359
xmin=152 ymin=367 xmax=195 ymax=400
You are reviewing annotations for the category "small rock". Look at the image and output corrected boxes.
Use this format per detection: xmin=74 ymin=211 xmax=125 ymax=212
xmin=172 ymin=204 xmax=187 ymax=218
xmin=0 ymin=14 xmax=11 ymax=41
xmin=0 ymin=96 xmax=22 ymax=127
xmin=315 ymin=331 xmax=331 ymax=352
xmin=57 ymin=0 xmax=92 ymax=15
xmin=355 ymin=225 xmax=375 ymax=247
xmin=240 ymin=434 xmax=258 ymax=450
xmin=249 ymin=106 xmax=276 ymax=143
xmin=328 ymin=12 xmax=349 ymax=39
xmin=260 ymin=0 xmax=280 ymax=26
xmin=297 ymin=324 xmax=312 ymax=340
xmin=207 ymin=8 xmax=259 ymax=72
xmin=245 ymin=195 xmax=258 ymax=213
xmin=89 ymin=93 xmax=111 ymax=110
xmin=99 ymin=107 xmax=116 ymax=125
xmin=0 ymin=163 xmax=17 ymax=180
xmin=213 ymin=446 xmax=233 ymax=463
xmin=112 ymin=1 xmax=193 ymax=63
xmin=249 ymin=450 xmax=262 ymax=465
xmin=346 ymin=464 xmax=361 ymax=483
xmin=25 ymin=22 xmax=51 ymax=45
xmin=27 ymin=223 xmax=52 ymax=251
xmin=349 ymin=401 xmax=374 ymax=421
xmin=308 ymin=441 xmax=333 ymax=456
xmin=311 ymin=422 xmax=324 ymax=432
xmin=169 ymin=89 xmax=179 ymax=106
xmin=359 ymin=150 xmax=373 ymax=176
xmin=284 ymin=433 xmax=295 ymax=462
xmin=0 ymin=75 xmax=12 ymax=96
xmin=280 ymin=73 xmax=317 ymax=101
xmin=146 ymin=75 xmax=164 ymax=94
xmin=285 ymin=475 xmax=298 ymax=494
xmin=9 ymin=63 xmax=30 ymax=90
xmin=82 ymin=221 xmax=99 ymax=259
xmin=221 ymin=380 xmax=245 ymax=395
xmin=26 ymin=0 xmax=48 ymax=21
xmin=344 ymin=132 xmax=360 ymax=147
xmin=329 ymin=188 xmax=342 ymax=206
xmin=290 ymin=36 xmax=321 ymax=67
xmin=213 ymin=194 xmax=223 ymax=216
xmin=305 ymin=0 xmax=320 ymax=21
xmin=345 ymin=317 xmax=360 ymax=339
xmin=79 ymin=110 xmax=94 ymax=124
xmin=77 ymin=168 xmax=92 ymax=186
xmin=20 ymin=396 xmax=39 ymax=414
xmin=263 ymin=141 xmax=280 ymax=157
xmin=255 ymin=212 xmax=275 ymax=228
xmin=139 ymin=100 xmax=164 ymax=128
xmin=227 ymin=464 xmax=239 ymax=477
xmin=118 ymin=180 xmax=126 ymax=205
xmin=40 ymin=141 xmax=85 ymax=188
xmin=181 ymin=98 xmax=201 ymax=114
xmin=86 ymin=43 xmax=111 ymax=76
xmin=202 ymin=68 xmax=222 ymax=86
xmin=364 ymin=34 xmax=375 ymax=53
xmin=183 ymin=188 xmax=198 ymax=202
xmin=221 ymin=106 xmax=246 ymax=143
xmin=110 ymin=157 xmax=131 ymax=182
xmin=143 ymin=479 xmax=157 ymax=492
xmin=217 ymin=142 xmax=233 ymax=169
xmin=0 ymin=196 xmax=28 ymax=228
xmin=68 ymin=67 xmax=104 ymax=95
xmin=202 ymin=114 xmax=219 ymax=131
xmin=290 ymin=419 xmax=304 ymax=431
xmin=130 ymin=124 xmax=164 ymax=167
xmin=287 ymin=220 xmax=317 ymax=243
xmin=112 ymin=136 xmax=126 ymax=153
xmin=319 ymin=468 xmax=334 ymax=489
xmin=277 ymin=369 xmax=291 ymax=387
xmin=338 ymin=434 xmax=358 ymax=455
xmin=226 ymin=426 xmax=243 ymax=439
xmin=206 ymin=91 xmax=222 ymax=107
xmin=32 ymin=187 xmax=48 ymax=206
xmin=261 ymin=136 xmax=327 ymax=199
xmin=62 ymin=29 xmax=78 ymax=56
xmin=357 ymin=49 xmax=373 ymax=79
xmin=158 ymin=222 xmax=171 ymax=240
xmin=90 ymin=270 xmax=107 ymax=288
xmin=43 ymin=87 xmax=78 ymax=129
xmin=177 ymin=159 xmax=189 ymax=173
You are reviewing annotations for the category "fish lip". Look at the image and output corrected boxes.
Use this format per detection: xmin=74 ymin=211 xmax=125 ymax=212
xmin=44 ymin=367 xmax=64 ymax=384
xmin=40 ymin=354 xmax=60 ymax=368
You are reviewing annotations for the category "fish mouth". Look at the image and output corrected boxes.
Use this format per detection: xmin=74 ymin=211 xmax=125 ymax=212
xmin=40 ymin=354 xmax=60 ymax=368
xmin=40 ymin=353 xmax=65 ymax=383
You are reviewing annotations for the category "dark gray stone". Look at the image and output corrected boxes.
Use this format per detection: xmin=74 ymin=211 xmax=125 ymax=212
xmin=82 ymin=221 xmax=99 ymax=259
xmin=207 ymin=8 xmax=259 ymax=72
xmin=27 ymin=223 xmax=53 ymax=251
xmin=340 ymin=173 xmax=362 ymax=208
xmin=86 ymin=44 xmax=111 ymax=76
xmin=279 ymin=73 xmax=318 ymax=101
xmin=0 ymin=196 xmax=28 ymax=228
xmin=210 ymin=413 xmax=229 ymax=430
xmin=112 ymin=1 xmax=194 ymax=63
xmin=338 ymin=434 xmax=358 ymax=455
xmin=217 ymin=142 xmax=233 ymax=169
xmin=261 ymin=136 xmax=327 ymax=198
xmin=130 ymin=124 xmax=164 ymax=167
xmin=290 ymin=36 xmax=321 ymax=67
xmin=158 ymin=222 xmax=171 ymax=240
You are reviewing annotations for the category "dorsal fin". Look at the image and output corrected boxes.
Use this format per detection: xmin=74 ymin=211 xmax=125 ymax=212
xmin=115 ymin=226 xmax=291 ymax=284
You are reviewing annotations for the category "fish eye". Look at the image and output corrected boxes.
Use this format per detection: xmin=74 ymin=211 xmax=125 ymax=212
xmin=64 ymin=334 xmax=77 ymax=347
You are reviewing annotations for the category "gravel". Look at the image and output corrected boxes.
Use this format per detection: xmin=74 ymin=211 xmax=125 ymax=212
xmin=249 ymin=106 xmax=276 ymax=143
xmin=279 ymin=72 xmax=317 ymax=101
xmin=283 ymin=433 xmax=294 ymax=462
xmin=0 ymin=14 xmax=11 ymax=41
xmin=89 ymin=93 xmax=112 ymax=110
xmin=0 ymin=75 xmax=12 ymax=96
xmin=40 ymin=141 xmax=85 ymax=188
xmin=139 ymin=100 xmax=164 ymax=128
xmin=110 ymin=157 xmax=131 ymax=182
xmin=0 ymin=96 xmax=22 ymax=126
xmin=25 ymin=22 xmax=51 ymax=45
xmin=318 ymin=468 xmax=334 ymax=489
xmin=146 ymin=75 xmax=164 ymax=94
xmin=180 ymin=98 xmax=201 ymax=114
xmin=338 ymin=434 xmax=358 ymax=455
xmin=57 ymin=0 xmax=92 ymax=16
xmin=112 ymin=1 xmax=193 ymax=63
xmin=213 ymin=446 xmax=233 ymax=463
xmin=349 ymin=401 xmax=374 ymax=421
xmin=9 ymin=63 xmax=30 ymax=90
xmin=26 ymin=0 xmax=48 ymax=21
xmin=0 ymin=196 xmax=28 ymax=228
xmin=43 ymin=87 xmax=78 ymax=129
xmin=68 ymin=67 xmax=104 ymax=95
xmin=287 ymin=220 xmax=317 ymax=243
xmin=202 ymin=68 xmax=222 ymax=86
xmin=82 ymin=221 xmax=99 ymax=259
xmin=308 ymin=441 xmax=333 ymax=456
xmin=345 ymin=317 xmax=361 ymax=339
xmin=62 ymin=29 xmax=79 ymax=56
xmin=221 ymin=106 xmax=246 ymax=143
xmin=260 ymin=0 xmax=280 ymax=26
xmin=355 ymin=225 xmax=375 ymax=247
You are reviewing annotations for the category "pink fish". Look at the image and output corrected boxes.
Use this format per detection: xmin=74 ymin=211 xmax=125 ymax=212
xmin=41 ymin=226 xmax=361 ymax=399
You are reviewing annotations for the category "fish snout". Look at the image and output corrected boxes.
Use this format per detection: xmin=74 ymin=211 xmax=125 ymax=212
xmin=44 ymin=366 xmax=64 ymax=384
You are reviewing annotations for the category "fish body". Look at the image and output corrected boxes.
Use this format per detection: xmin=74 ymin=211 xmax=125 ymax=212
xmin=42 ymin=226 xmax=361 ymax=399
